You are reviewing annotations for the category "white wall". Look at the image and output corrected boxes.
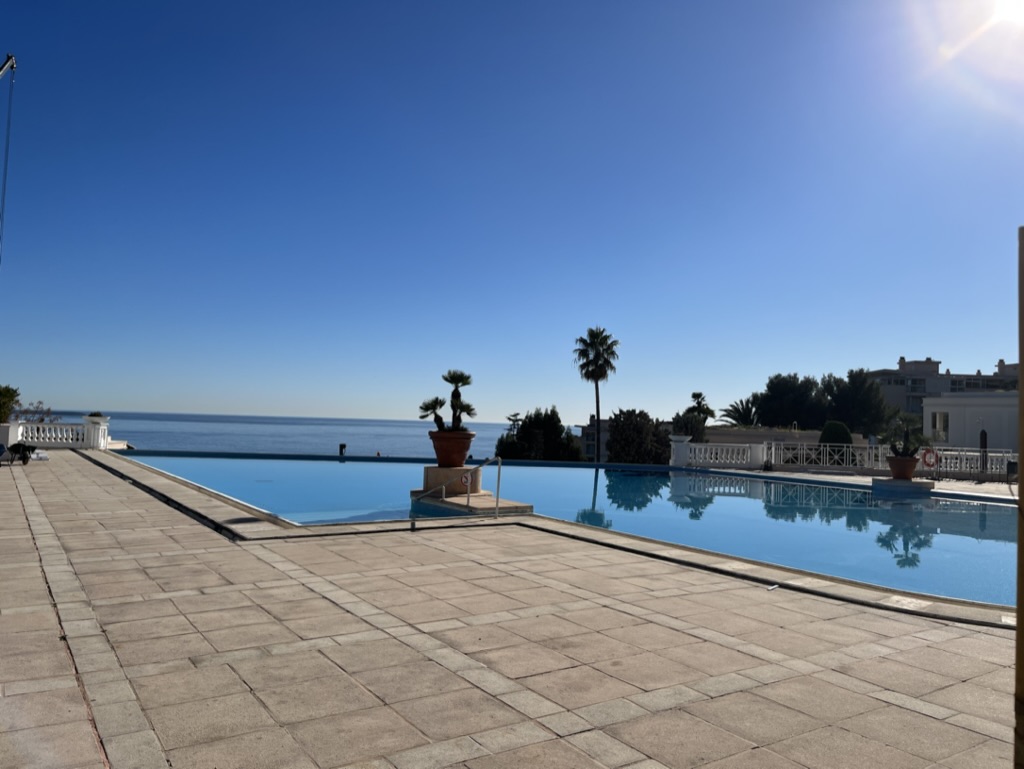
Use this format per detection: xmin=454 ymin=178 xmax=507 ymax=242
xmin=922 ymin=392 xmax=1018 ymax=451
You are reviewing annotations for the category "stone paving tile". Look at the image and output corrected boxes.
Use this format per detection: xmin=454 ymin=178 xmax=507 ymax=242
xmin=540 ymin=631 xmax=645 ymax=664
xmin=922 ymin=681 xmax=1015 ymax=727
xmin=752 ymin=676 xmax=885 ymax=722
xmin=132 ymin=663 xmax=249 ymax=707
xmin=521 ymin=665 xmax=643 ymax=710
xmin=257 ymin=672 xmax=382 ymax=722
xmin=470 ymin=641 xmax=577 ymax=679
xmin=112 ymin=632 xmax=215 ymax=666
xmin=147 ymin=691 xmax=278 ymax=750
xmin=390 ymin=736 xmax=490 ymax=769
xmin=770 ymin=725 xmax=930 ymax=769
xmin=464 ymin=738 xmax=607 ymax=768
xmin=839 ymin=704 xmax=988 ymax=762
xmin=321 ymin=637 xmax=426 ymax=672
xmin=391 ymin=687 xmax=525 ymax=740
xmin=835 ymin=656 xmax=958 ymax=697
xmin=290 ymin=706 xmax=429 ymax=766
xmin=102 ymin=729 xmax=170 ymax=769
xmin=602 ymin=622 xmax=699 ymax=650
xmin=607 ymin=709 xmax=755 ymax=768
xmin=354 ymin=660 xmax=472 ymax=703
xmin=0 ymin=720 xmax=103 ymax=769
xmin=684 ymin=691 xmax=823 ymax=745
xmin=164 ymin=726 xmax=318 ymax=769
xmin=230 ymin=649 xmax=344 ymax=689
xmin=0 ymin=649 xmax=74 ymax=683
xmin=0 ymin=687 xmax=89 ymax=731
xmin=937 ymin=739 xmax=1013 ymax=769
xmin=698 ymin=747 xmax=807 ymax=768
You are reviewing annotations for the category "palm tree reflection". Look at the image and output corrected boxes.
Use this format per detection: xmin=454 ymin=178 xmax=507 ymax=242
xmin=876 ymin=507 xmax=933 ymax=568
xmin=576 ymin=467 xmax=612 ymax=529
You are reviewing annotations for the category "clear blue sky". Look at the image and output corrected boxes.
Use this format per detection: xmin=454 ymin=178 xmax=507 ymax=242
xmin=3 ymin=1 xmax=1022 ymax=425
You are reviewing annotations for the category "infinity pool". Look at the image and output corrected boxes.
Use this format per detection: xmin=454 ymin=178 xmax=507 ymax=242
xmin=129 ymin=455 xmax=1016 ymax=606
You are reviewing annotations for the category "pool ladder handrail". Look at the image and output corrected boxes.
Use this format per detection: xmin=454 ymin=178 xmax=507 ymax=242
xmin=411 ymin=456 xmax=503 ymax=528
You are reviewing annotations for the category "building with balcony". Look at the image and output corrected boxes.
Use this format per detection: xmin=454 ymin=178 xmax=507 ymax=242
xmin=868 ymin=356 xmax=1018 ymax=416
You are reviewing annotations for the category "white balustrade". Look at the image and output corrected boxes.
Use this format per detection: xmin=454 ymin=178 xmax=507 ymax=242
xmin=673 ymin=437 xmax=1017 ymax=480
xmin=5 ymin=416 xmax=110 ymax=450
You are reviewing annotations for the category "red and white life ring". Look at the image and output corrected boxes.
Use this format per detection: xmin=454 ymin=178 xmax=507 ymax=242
xmin=922 ymin=448 xmax=938 ymax=468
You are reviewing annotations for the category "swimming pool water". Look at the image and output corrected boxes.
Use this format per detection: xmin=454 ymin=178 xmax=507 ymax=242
xmin=130 ymin=455 xmax=1017 ymax=606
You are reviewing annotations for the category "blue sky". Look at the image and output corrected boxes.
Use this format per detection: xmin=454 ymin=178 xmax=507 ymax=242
xmin=2 ymin=1 xmax=1022 ymax=425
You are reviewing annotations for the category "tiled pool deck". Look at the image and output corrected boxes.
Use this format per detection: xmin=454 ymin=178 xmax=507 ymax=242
xmin=0 ymin=451 xmax=1016 ymax=769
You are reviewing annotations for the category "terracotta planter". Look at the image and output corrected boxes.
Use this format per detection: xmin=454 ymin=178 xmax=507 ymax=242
xmin=887 ymin=456 xmax=919 ymax=480
xmin=429 ymin=430 xmax=475 ymax=468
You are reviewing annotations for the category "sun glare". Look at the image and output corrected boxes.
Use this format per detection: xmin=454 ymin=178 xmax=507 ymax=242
xmin=992 ymin=0 xmax=1024 ymax=26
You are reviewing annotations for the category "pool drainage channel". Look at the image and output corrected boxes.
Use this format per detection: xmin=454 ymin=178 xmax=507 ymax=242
xmin=76 ymin=449 xmax=1014 ymax=631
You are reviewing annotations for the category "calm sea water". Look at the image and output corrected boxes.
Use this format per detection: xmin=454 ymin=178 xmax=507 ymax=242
xmin=56 ymin=411 xmax=509 ymax=458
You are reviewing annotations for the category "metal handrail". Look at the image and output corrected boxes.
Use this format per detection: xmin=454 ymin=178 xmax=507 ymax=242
xmin=411 ymin=456 xmax=504 ymax=529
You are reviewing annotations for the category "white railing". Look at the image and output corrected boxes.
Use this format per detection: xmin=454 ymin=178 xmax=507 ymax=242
xmin=3 ymin=417 xmax=110 ymax=450
xmin=19 ymin=423 xmax=87 ymax=446
xmin=677 ymin=439 xmax=1017 ymax=479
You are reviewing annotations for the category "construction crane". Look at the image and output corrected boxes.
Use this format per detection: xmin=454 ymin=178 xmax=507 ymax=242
xmin=0 ymin=53 xmax=14 ymax=80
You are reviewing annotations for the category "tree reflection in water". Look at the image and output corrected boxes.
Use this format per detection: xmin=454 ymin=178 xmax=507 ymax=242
xmin=576 ymin=467 xmax=612 ymax=529
xmin=605 ymin=470 xmax=669 ymax=512
xmin=876 ymin=507 xmax=933 ymax=568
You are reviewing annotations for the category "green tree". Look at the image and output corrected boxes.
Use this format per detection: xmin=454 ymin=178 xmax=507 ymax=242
xmin=495 ymin=406 xmax=582 ymax=461
xmin=755 ymin=373 xmax=827 ymax=429
xmin=821 ymin=368 xmax=893 ymax=437
xmin=720 ymin=396 xmax=758 ymax=426
xmin=606 ymin=409 xmax=670 ymax=464
xmin=573 ymin=327 xmax=619 ymax=462
xmin=0 ymin=385 xmax=19 ymax=423
xmin=671 ymin=392 xmax=716 ymax=443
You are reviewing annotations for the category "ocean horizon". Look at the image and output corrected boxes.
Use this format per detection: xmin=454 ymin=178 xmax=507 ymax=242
xmin=52 ymin=410 xmax=511 ymax=458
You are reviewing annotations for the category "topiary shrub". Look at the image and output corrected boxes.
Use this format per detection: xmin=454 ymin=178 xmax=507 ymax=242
xmin=819 ymin=420 xmax=854 ymax=467
xmin=818 ymin=420 xmax=853 ymax=445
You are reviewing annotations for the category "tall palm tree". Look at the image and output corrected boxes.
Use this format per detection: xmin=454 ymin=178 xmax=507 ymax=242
xmin=574 ymin=327 xmax=619 ymax=463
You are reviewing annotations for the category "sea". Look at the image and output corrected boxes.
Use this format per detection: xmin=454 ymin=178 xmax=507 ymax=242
xmin=53 ymin=411 xmax=510 ymax=458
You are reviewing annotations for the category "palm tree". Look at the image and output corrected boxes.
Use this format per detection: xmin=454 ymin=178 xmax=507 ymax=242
xmin=574 ymin=327 xmax=619 ymax=463
xmin=721 ymin=397 xmax=758 ymax=427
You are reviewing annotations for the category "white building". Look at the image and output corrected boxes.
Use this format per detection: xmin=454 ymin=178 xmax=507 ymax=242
xmin=921 ymin=392 xmax=1018 ymax=451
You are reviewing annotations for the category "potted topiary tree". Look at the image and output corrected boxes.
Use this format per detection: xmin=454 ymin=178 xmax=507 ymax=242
xmin=887 ymin=426 xmax=920 ymax=480
xmin=419 ymin=370 xmax=477 ymax=467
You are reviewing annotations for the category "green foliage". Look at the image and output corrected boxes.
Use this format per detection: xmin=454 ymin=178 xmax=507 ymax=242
xmin=495 ymin=406 xmax=582 ymax=461
xmin=755 ymin=373 xmax=828 ymax=429
xmin=889 ymin=425 xmax=920 ymax=458
xmin=752 ymin=369 xmax=893 ymax=435
xmin=606 ymin=409 xmax=670 ymax=464
xmin=573 ymin=328 xmax=619 ymax=386
xmin=818 ymin=420 xmax=853 ymax=445
xmin=0 ymin=385 xmax=19 ymax=423
xmin=821 ymin=369 xmax=892 ymax=437
xmin=685 ymin=392 xmax=715 ymax=420
xmin=720 ymin=397 xmax=758 ymax=426
xmin=419 ymin=370 xmax=476 ymax=431
xmin=605 ymin=470 xmax=669 ymax=511
xmin=574 ymin=327 xmax=619 ymax=461
xmin=671 ymin=392 xmax=716 ymax=442
xmin=672 ymin=412 xmax=709 ymax=442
